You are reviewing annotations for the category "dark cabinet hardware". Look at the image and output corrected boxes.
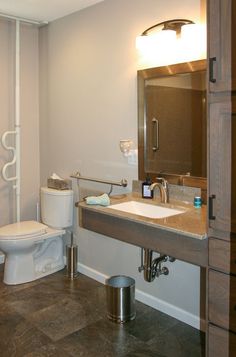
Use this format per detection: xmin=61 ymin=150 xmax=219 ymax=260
xmin=209 ymin=194 xmax=216 ymax=220
xmin=209 ymin=57 xmax=217 ymax=83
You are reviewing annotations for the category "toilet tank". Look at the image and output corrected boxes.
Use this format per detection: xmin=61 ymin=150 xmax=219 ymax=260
xmin=40 ymin=187 xmax=74 ymax=229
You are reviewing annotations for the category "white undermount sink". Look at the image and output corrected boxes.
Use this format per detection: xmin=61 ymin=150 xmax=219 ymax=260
xmin=109 ymin=200 xmax=185 ymax=219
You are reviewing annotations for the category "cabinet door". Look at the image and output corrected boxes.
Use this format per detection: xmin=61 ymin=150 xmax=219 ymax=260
xmin=209 ymin=238 xmax=236 ymax=274
xmin=208 ymin=99 xmax=231 ymax=238
xmin=208 ymin=0 xmax=233 ymax=92
xmin=208 ymin=324 xmax=236 ymax=357
xmin=209 ymin=269 xmax=236 ymax=332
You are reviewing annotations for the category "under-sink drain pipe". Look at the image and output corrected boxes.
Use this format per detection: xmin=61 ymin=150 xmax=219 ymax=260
xmin=138 ymin=248 xmax=175 ymax=282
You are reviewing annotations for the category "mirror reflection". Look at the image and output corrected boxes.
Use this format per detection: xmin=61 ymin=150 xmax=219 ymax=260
xmin=138 ymin=60 xmax=207 ymax=182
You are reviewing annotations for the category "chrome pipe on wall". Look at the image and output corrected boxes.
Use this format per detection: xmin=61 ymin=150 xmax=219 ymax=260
xmin=143 ymin=249 xmax=154 ymax=282
xmin=138 ymin=248 xmax=175 ymax=282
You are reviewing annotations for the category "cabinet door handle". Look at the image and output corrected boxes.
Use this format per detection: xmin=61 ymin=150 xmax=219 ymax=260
xmin=209 ymin=194 xmax=216 ymax=220
xmin=209 ymin=57 xmax=216 ymax=83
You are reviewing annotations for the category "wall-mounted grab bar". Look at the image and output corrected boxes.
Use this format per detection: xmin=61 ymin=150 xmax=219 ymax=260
xmin=1 ymin=20 xmax=21 ymax=222
xmin=1 ymin=131 xmax=17 ymax=182
xmin=71 ymin=172 xmax=128 ymax=187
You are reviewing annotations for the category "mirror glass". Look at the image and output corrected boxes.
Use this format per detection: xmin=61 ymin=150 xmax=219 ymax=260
xmin=138 ymin=60 xmax=207 ymax=183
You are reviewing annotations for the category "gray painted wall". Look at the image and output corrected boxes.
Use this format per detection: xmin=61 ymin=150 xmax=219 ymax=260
xmin=39 ymin=0 xmax=203 ymax=326
xmin=0 ymin=0 xmax=203 ymax=325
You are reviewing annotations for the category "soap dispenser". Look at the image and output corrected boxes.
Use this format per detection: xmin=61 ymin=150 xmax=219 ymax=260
xmin=142 ymin=176 xmax=153 ymax=199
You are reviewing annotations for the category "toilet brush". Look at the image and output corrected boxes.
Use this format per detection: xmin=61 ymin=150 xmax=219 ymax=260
xmin=66 ymin=231 xmax=79 ymax=279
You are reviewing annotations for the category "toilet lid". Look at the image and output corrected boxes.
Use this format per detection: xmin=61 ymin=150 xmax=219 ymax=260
xmin=0 ymin=221 xmax=47 ymax=240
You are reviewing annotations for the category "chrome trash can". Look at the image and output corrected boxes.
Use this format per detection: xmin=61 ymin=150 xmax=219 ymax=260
xmin=106 ymin=275 xmax=136 ymax=323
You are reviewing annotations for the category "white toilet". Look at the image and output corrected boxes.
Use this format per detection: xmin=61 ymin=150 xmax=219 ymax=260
xmin=0 ymin=187 xmax=73 ymax=285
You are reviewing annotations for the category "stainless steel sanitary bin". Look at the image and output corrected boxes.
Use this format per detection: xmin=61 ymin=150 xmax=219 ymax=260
xmin=106 ymin=275 xmax=136 ymax=323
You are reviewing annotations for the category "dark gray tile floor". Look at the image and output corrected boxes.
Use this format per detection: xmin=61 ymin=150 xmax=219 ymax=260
xmin=0 ymin=265 xmax=205 ymax=356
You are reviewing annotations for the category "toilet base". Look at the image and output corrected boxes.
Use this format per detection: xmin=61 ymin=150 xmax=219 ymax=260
xmin=2 ymin=230 xmax=65 ymax=285
xmin=4 ymin=256 xmax=64 ymax=285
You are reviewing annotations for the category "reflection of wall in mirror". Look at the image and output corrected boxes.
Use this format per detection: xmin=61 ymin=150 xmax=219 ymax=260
xmin=145 ymin=72 xmax=206 ymax=177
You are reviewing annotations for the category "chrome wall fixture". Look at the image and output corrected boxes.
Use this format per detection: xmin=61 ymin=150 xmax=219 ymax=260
xmin=138 ymin=248 xmax=176 ymax=282
xmin=71 ymin=171 xmax=127 ymax=187
xmin=71 ymin=171 xmax=128 ymax=196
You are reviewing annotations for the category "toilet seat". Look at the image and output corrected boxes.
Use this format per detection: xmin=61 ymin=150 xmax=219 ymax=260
xmin=0 ymin=221 xmax=48 ymax=240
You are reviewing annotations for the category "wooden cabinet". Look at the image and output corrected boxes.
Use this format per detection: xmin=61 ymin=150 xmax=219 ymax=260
xmin=208 ymin=0 xmax=233 ymax=92
xmin=209 ymin=270 xmax=236 ymax=332
xmin=207 ymin=0 xmax=236 ymax=356
xmin=208 ymin=98 xmax=231 ymax=238
xmin=208 ymin=324 xmax=236 ymax=357
xmin=209 ymin=238 xmax=236 ymax=274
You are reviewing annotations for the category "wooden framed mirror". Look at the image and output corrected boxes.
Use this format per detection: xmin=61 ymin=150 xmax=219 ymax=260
xmin=138 ymin=59 xmax=207 ymax=194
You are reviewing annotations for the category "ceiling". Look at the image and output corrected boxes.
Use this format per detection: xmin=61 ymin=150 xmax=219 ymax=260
xmin=0 ymin=0 xmax=105 ymax=22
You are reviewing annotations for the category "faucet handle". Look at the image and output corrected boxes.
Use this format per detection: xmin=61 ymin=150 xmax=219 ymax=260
xmin=156 ymin=177 xmax=167 ymax=185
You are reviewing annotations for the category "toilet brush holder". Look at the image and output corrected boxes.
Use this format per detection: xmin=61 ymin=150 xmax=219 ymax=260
xmin=66 ymin=232 xmax=79 ymax=279
xmin=66 ymin=244 xmax=79 ymax=279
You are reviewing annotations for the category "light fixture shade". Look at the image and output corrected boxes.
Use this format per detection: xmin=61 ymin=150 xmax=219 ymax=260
xmin=136 ymin=19 xmax=206 ymax=69
xmin=136 ymin=30 xmax=176 ymax=51
xmin=181 ymin=23 xmax=206 ymax=60
xmin=136 ymin=30 xmax=177 ymax=67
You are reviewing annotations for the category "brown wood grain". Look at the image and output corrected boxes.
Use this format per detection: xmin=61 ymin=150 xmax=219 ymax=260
xmin=208 ymin=98 xmax=231 ymax=238
xmin=208 ymin=269 xmax=236 ymax=332
xmin=208 ymin=324 xmax=236 ymax=357
xmin=208 ymin=0 xmax=232 ymax=92
xmin=209 ymin=237 xmax=236 ymax=274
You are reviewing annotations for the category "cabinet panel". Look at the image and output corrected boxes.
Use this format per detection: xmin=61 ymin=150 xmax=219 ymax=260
xmin=209 ymin=270 xmax=236 ymax=332
xmin=231 ymin=97 xmax=236 ymax=232
xmin=208 ymin=100 xmax=231 ymax=237
xmin=208 ymin=0 xmax=232 ymax=92
xmin=208 ymin=324 xmax=236 ymax=357
xmin=209 ymin=238 xmax=236 ymax=274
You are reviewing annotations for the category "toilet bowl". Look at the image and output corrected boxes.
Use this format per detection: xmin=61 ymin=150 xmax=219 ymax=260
xmin=0 ymin=188 xmax=74 ymax=285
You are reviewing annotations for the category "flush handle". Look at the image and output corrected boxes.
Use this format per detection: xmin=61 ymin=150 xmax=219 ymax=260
xmin=209 ymin=194 xmax=216 ymax=220
xmin=209 ymin=57 xmax=216 ymax=83
xmin=152 ymin=118 xmax=159 ymax=152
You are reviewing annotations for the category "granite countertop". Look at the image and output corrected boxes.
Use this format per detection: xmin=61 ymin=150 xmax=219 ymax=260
xmin=79 ymin=192 xmax=207 ymax=240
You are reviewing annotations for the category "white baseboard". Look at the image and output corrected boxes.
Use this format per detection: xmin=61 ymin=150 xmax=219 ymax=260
xmin=135 ymin=289 xmax=200 ymax=329
xmin=78 ymin=262 xmax=108 ymax=283
xmin=77 ymin=262 xmax=200 ymax=330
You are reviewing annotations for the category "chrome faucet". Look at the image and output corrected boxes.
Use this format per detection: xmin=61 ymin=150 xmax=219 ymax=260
xmin=149 ymin=177 xmax=169 ymax=203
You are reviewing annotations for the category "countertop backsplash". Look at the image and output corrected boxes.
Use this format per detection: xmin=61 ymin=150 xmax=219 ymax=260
xmin=132 ymin=180 xmax=201 ymax=204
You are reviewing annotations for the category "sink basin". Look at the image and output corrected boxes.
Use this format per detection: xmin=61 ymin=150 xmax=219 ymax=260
xmin=109 ymin=201 xmax=185 ymax=219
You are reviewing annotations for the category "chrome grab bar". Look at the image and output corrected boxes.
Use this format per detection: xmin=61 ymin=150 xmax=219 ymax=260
xmin=70 ymin=172 xmax=128 ymax=187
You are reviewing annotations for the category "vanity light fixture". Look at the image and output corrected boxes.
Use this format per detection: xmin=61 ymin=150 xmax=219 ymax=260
xmin=136 ymin=18 xmax=206 ymax=68
xmin=138 ymin=18 xmax=194 ymax=37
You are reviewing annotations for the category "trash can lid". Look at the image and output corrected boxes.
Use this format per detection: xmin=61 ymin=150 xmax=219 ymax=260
xmin=106 ymin=275 xmax=135 ymax=288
